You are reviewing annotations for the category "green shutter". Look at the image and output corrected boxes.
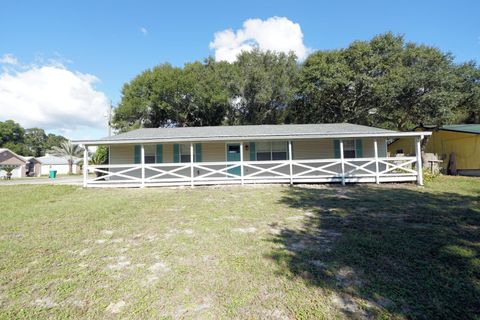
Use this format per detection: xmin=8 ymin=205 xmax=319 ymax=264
xmin=333 ymin=140 xmax=340 ymax=158
xmin=249 ymin=142 xmax=256 ymax=161
xmin=195 ymin=143 xmax=202 ymax=162
xmin=173 ymin=144 xmax=180 ymax=163
xmin=156 ymin=144 xmax=163 ymax=163
xmin=134 ymin=145 xmax=141 ymax=164
xmin=355 ymin=139 xmax=363 ymax=158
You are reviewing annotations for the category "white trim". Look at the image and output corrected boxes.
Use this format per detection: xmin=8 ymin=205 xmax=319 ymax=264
xmin=141 ymin=145 xmax=145 ymax=188
xmin=240 ymin=141 xmax=244 ymax=185
xmin=83 ymin=146 xmax=88 ymax=188
xmin=373 ymin=139 xmax=379 ymax=184
xmin=415 ymin=137 xmax=423 ymax=186
xmin=84 ymin=157 xmax=418 ymax=188
xmin=190 ymin=143 xmax=194 ymax=187
xmin=288 ymin=140 xmax=293 ymax=186
xmin=340 ymin=140 xmax=345 ymax=186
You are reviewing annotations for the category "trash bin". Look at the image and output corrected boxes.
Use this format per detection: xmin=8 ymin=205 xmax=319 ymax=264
xmin=49 ymin=169 xmax=57 ymax=179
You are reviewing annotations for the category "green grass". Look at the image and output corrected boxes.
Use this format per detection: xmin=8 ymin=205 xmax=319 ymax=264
xmin=0 ymin=176 xmax=479 ymax=319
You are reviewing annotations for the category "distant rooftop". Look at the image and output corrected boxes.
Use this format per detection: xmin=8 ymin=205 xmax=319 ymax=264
xmin=441 ymin=124 xmax=480 ymax=135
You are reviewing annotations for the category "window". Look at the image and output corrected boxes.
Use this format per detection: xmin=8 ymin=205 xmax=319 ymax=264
xmin=180 ymin=144 xmax=191 ymax=163
xmin=256 ymin=142 xmax=271 ymax=161
xmin=144 ymin=145 xmax=156 ymax=163
xmin=228 ymin=144 xmax=240 ymax=154
xmin=256 ymin=141 xmax=287 ymax=161
xmin=343 ymin=140 xmax=356 ymax=158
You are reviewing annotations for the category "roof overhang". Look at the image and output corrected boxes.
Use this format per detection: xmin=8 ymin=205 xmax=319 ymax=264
xmin=75 ymin=131 xmax=432 ymax=146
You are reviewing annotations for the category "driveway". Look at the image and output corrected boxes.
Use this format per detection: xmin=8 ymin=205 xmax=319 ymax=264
xmin=0 ymin=176 xmax=83 ymax=186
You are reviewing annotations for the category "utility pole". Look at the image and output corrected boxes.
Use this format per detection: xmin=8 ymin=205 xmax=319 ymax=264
xmin=107 ymin=101 xmax=113 ymax=137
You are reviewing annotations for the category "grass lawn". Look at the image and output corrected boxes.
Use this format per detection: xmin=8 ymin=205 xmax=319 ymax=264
xmin=0 ymin=176 xmax=479 ymax=319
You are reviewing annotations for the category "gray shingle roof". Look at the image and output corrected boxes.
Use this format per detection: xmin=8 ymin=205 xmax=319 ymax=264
xmin=75 ymin=123 xmax=429 ymax=145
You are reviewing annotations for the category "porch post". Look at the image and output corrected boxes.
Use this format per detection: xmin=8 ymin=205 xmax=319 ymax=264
xmin=373 ymin=139 xmax=380 ymax=184
xmin=415 ymin=136 xmax=423 ymax=186
xmin=141 ymin=144 xmax=145 ymax=188
xmin=190 ymin=143 xmax=194 ymax=187
xmin=288 ymin=140 xmax=293 ymax=186
xmin=240 ymin=141 xmax=244 ymax=185
xmin=82 ymin=145 xmax=88 ymax=188
xmin=340 ymin=139 xmax=345 ymax=185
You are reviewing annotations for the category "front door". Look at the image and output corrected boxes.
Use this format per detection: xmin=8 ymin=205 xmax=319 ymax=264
xmin=226 ymin=143 xmax=241 ymax=176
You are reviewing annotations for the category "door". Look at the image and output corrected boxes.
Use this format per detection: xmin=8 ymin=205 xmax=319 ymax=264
xmin=226 ymin=143 xmax=241 ymax=176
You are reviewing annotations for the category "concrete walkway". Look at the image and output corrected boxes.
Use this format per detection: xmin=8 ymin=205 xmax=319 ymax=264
xmin=0 ymin=176 xmax=83 ymax=186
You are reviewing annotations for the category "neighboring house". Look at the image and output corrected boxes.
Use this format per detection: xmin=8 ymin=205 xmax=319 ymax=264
xmin=0 ymin=148 xmax=27 ymax=178
xmin=23 ymin=157 xmax=42 ymax=177
xmin=76 ymin=123 xmax=430 ymax=188
xmin=36 ymin=155 xmax=81 ymax=175
xmin=388 ymin=124 xmax=480 ymax=176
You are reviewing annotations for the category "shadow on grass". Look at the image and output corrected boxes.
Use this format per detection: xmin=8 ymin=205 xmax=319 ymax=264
xmin=268 ymin=184 xmax=480 ymax=319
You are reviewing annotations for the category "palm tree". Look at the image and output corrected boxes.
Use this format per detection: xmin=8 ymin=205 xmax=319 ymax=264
xmin=48 ymin=141 xmax=84 ymax=175
xmin=0 ymin=165 xmax=18 ymax=179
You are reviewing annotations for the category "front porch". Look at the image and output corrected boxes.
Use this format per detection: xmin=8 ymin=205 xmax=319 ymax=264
xmin=83 ymin=138 xmax=424 ymax=188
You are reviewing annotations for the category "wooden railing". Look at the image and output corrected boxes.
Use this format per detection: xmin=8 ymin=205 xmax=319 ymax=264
xmin=85 ymin=157 xmax=418 ymax=187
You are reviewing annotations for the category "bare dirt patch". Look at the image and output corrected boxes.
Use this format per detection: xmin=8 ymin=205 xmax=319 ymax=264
xmin=232 ymin=227 xmax=257 ymax=234
xmin=106 ymin=300 xmax=126 ymax=314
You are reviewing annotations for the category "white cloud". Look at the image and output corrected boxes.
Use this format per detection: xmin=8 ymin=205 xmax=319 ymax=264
xmin=0 ymin=53 xmax=18 ymax=65
xmin=209 ymin=16 xmax=310 ymax=63
xmin=140 ymin=27 xmax=148 ymax=35
xmin=0 ymin=55 xmax=109 ymax=138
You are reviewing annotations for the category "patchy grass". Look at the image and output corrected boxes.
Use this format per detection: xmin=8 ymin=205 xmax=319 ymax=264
xmin=0 ymin=176 xmax=478 ymax=319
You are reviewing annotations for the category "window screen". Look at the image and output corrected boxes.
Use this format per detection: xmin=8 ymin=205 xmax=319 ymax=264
xmin=144 ymin=145 xmax=156 ymax=164
xmin=180 ymin=144 xmax=191 ymax=163
xmin=256 ymin=141 xmax=287 ymax=161
xmin=343 ymin=140 xmax=356 ymax=158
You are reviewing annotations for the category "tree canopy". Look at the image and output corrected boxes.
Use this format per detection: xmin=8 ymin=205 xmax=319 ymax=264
xmin=0 ymin=120 xmax=67 ymax=156
xmin=113 ymin=33 xmax=480 ymax=132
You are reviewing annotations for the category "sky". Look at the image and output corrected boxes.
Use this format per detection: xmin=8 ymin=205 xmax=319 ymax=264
xmin=0 ymin=0 xmax=479 ymax=140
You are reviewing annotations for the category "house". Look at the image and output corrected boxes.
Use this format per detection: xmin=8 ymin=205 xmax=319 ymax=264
xmin=75 ymin=123 xmax=431 ymax=188
xmin=23 ymin=157 xmax=42 ymax=177
xmin=388 ymin=124 xmax=480 ymax=176
xmin=36 ymin=155 xmax=81 ymax=175
xmin=0 ymin=148 xmax=28 ymax=178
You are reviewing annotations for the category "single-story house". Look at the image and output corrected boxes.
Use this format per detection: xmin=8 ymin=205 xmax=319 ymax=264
xmin=36 ymin=155 xmax=81 ymax=175
xmin=76 ymin=123 xmax=431 ymax=188
xmin=23 ymin=157 xmax=42 ymax=177
xmin=388 ymin=124 xmax=480 ymax=176
xmin=0 ymin=148 xmax=28 ymax=178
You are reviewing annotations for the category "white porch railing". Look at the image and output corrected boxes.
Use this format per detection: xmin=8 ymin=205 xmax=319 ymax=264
xmin=85 ymin=157 xmax=418 ymax=187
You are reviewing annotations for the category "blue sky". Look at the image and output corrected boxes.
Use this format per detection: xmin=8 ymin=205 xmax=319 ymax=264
xmin=0 ymin=0 xmax=479 ymax=139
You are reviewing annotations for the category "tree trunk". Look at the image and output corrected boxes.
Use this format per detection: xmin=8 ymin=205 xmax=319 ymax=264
xmin=68 ymin=160 xmax=73 ymax=175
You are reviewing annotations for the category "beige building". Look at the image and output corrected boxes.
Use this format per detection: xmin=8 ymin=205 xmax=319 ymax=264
xmin=76 ymin=123 xmax=430 ymax=188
